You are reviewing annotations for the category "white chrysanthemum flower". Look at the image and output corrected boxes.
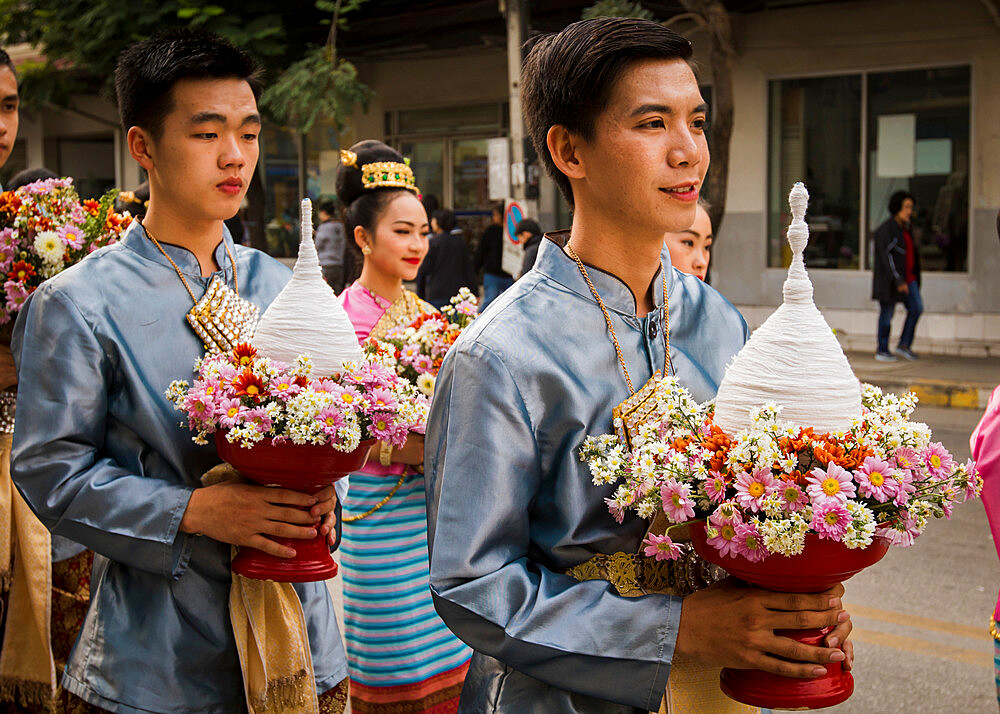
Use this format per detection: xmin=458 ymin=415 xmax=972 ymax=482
xmin=34 ymin=230 xmax=64 ymax=265
xmin=416 ymin=372 xmax=436 ymax=396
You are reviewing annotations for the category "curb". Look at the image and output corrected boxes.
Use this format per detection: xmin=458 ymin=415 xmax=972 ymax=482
xmin=856 ymin=376 xmax=993 ymax=411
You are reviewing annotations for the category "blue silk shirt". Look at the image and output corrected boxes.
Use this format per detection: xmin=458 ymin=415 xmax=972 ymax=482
xmin=425 ymin=234 xmax=749 ymax=713
xmin=11 ymin=222 xmax=348 ymax=713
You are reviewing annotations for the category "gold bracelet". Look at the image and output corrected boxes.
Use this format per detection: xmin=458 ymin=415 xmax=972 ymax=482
xmin=379 ymin=440 xmax=393 ymax=466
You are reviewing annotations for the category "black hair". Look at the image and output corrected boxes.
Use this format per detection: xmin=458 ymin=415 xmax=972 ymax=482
xmin=0 ymin=49 xmax=16 ymax=84
xmin=7 ymin=168 xmax=57 ymax=192
xmin=888 ymin=190 xmax=915 ymax=217
xmin=336 ymin=140 xmax=420 ymax=280
xmin=114 ymin=181 xmax=150 ymax=218
xmin=421 ymin=193 xmax=440 ymax=220
xmin=114 ymin=29 xmax=263 ymax=137
xmin=318 ymin=199 xmax=337 ymax=217
xmin=432 ymin=208 xmax=456 ymax=233
xmin=515 ymin=218 xmax=541 ymax=236
xmin=521 ymin=17 xmax=693 ymax=205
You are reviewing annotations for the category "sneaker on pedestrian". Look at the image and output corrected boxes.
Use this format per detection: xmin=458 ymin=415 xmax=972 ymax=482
xmin=896 ymin=345 xmax=919 ymax=360
xmin=875 ymin=351 xmax=897 ymax=362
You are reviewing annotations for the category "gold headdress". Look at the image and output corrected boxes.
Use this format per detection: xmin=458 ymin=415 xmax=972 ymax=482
xmin=339 ymin=149 xmax=419 ymax=194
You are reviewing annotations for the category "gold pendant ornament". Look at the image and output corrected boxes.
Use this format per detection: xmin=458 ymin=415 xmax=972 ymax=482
xmin=565 ymin=244 xmax=670 ymax=451
xmin=612 ymin=370 xmax=662 ymax=450
xmin=186 ymin=275 xmax=260 ymax=356
xmin=143 ymin=225 xmax=259 ymax=356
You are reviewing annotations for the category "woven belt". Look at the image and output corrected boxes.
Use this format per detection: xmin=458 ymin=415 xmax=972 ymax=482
xmin=566 ymin=544 xmax=727 ymax=598
xmin=0 ymin=389 xmax=15 ymax=435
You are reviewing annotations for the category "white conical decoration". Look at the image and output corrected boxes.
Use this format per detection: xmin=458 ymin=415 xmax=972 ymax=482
xmin=252 ymin=198 xmax=362 ymax=375
xmin=713 ymin=183 xmax=862 ymax=434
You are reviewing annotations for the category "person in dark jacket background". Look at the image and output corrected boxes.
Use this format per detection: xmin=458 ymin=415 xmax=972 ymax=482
xmin=516 ymin=218 xmax=542 ymax=279
xmin=473 ymin=204 xmax=513 ymax=309
xmin=872 ymin=190 xmax=922 ymax=361
xmin=416 ymin=208 xmax=475 ymax=308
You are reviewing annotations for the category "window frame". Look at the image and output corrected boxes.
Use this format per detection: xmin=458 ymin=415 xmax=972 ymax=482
xmin=765 ymin=60 xmax=974 ymax=276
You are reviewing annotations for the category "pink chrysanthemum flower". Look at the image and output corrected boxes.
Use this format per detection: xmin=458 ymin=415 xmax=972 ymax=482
xmin=893 ymin=446 xmax=919 ymax=473
xmin=269 ymin=375 xmax=302 ymax=401
xmin=704 ymin=471 xmax=727 ymax=504
xmin=706 ymin=519 xmax=741 ymax=558
xmin=218 ymin=397 xmax=244 ymax=428
xmin=183 ymin=388 xmax=214 ymax=419
xmin=244 ymin=406 xmax=273 ymax=434
xmin=400 ymin=344 xmax=421 ymax=360
xmin=710 ymin=501 xmax=743 ymax=527
xmin=311 ymin=378 xmax=338 ymax=393
xmin=660 ymin=478 xmax=695 ymax=523
xmin=892 ymin=468 xmax=916 ymax=507
xmin=734 ymin=467 xmax=778 ymax=513
xmin=876 ymin=510 xmax=920 ymax=547
xmin=605 ymin=497 xmax=625 ymax=524
xmin=962 ymin=459 xmax=981 ymax=500
xmin=643 ymin=533 xmax=682 ymax=561
xmin=810 ymin=499 xmax=851 ymax=541
xmin=58 ymin=223 xmax=84 ymax=250
xmin=806 ymin=462 xmax=857 ymax=503
xmin=413 ymin=354 xmax=434 ymax=373
xmin=367 ymin=412 xmax=396 ymax=442
xmin=923 ymin=442 xmax=955 ymax=478
xmin=315 ymin=406 xmax=346 ymax=436
xmin=734 ymin=521 xmax=768 ymax=562
xmin=778 ymin=481 xmax=807 ymax=512
xmin=855 ymin=456 xmax=898 ymax=503
xmin=368 ymin=387 xmax=398 ymax=412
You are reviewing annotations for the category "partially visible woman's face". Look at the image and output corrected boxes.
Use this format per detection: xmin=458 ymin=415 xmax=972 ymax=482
xmin=359 ymin=192 xmax=430 ymax=282
xmin=663 ymin=204 xmax=712 ymax=280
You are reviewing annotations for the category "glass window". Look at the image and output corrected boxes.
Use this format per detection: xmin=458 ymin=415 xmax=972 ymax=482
xmin=400 ymin=140 xmax=444 ymax=204
xmin=304 ymin=121 xmax=341 ymax=203
xmin=866 ymin=66 xmax=970 ymax=272
xmin=261 ymin=124 xmax=300 ymax=257
xmin=768 ymin=75 xmax=862 ymax=269
xmin=452 ymin=138 xmax=489 ymax=212
xmin=397 ymin=103 xmax=505 ymax=135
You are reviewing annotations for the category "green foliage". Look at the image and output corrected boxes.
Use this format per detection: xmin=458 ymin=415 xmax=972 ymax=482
xmin=0 ymin=0 xmax=369 ymax=132
xmin=582 ymin=0 xmax=656 ymax=21
xmin=259 ymin=46 xmax=372 ymax=133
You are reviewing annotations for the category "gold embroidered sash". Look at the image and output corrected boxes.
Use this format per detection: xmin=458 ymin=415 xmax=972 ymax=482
xmin=368 ymin=290 xmax=436 ymax=342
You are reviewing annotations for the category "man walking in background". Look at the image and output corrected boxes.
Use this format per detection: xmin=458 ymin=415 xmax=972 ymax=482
xmin=316 ymin=199 xmax=347 ymax=293
xmin=473 ymin=204 xmax=513 ymax=309
xmin=872 ymin=190 xmax=922 ymax=361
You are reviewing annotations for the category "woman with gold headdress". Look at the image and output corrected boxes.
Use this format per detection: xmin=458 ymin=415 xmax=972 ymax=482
xmin=336 ymin=140 xmax=472 ymax=713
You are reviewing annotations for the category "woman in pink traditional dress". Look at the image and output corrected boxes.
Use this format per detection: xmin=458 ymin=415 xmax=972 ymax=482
xmin=336 ymin=140 xmax=472 ymax=714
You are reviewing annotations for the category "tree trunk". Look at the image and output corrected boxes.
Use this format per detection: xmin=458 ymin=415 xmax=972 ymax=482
xmin=246 ymin=163 xmax=268 ymax=253
xmin=676 ymin=0 xmax=735 ymax=241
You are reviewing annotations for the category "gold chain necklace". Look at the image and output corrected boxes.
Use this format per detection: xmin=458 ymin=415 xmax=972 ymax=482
xmin=565 ymin=243 xmax=670 ymax=449
xmin=143 ymin=224 xmax=260 ymax=356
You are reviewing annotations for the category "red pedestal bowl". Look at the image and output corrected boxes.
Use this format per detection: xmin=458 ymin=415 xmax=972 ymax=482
xmin=215 ymin=432 xmax=374 ymax=582
xmin=689 ymin=520 xmax=889 ymax=710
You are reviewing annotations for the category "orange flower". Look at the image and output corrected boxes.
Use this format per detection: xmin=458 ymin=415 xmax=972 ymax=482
xmin=232 ymin=370 xmax=264 ymax=399
xmin=83 ymin=199 xmax=100 ymax=216
xmin=232 ymin=342 xmax=257 ymax=367
xmin=8 ymin=261 xmax=35 ymax=283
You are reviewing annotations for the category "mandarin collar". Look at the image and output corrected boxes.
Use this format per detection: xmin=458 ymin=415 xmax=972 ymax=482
xmin=533 ymin=230 xmax=672 ymax=317
xmin=120 ymin=220 xmax=237 ymax=281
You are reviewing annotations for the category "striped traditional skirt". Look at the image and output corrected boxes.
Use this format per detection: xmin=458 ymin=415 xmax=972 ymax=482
xmin=341 ymin=470 xmax=472 ymax=714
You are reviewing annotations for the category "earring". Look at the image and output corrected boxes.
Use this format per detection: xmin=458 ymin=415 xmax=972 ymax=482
xmin=361 ymin=245 xmax=372 ymax=256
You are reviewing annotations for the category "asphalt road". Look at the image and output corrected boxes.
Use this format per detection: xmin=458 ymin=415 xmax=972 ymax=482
xmin=814 ymin=405 xmax=997 ymax=714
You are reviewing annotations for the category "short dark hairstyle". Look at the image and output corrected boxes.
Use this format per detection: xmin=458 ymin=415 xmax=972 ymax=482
xmin=318 ymin=199 xmax=338 ymax=217
xmin=521 ymin=18 xmax=693 ymax=205
xmin=8 ymin=168 xmax=57 ymax=192
xmin=0 ymin=49 xmax=16 ymax=83
xmin=888 ymin=190 xmax=915 ymax=217
xmin=114 ymin=29 xmax=263 ymax=137
xmin=432 ymin=208 xmax=456 ymax=233
xmin=515 ymin=218 xmax=541 ymax=236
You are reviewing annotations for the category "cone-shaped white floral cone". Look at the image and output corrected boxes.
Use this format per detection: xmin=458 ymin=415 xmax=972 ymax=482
xmin=252 ymin=198 xmax=362 ymax=374
xmin=713 ymin=183 xmax=862 ymax=434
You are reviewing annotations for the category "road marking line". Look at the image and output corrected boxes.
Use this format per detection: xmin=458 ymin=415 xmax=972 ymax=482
xmin=844 ymin=602 xmax=986 ymax=641
xmin=850 ymin=628 xmax=992 ymax=668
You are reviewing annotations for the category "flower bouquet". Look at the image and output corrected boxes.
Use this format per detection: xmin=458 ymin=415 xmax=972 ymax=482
xmin=167 ymin=198 xmax=429 ymax=582
xmin=0 ymin=178 xmax=131 ymax=328
xmin=363 ymin=286 xmax=478 ymax=396
xmin=579 ymin=184 xmax=982 ymax=710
